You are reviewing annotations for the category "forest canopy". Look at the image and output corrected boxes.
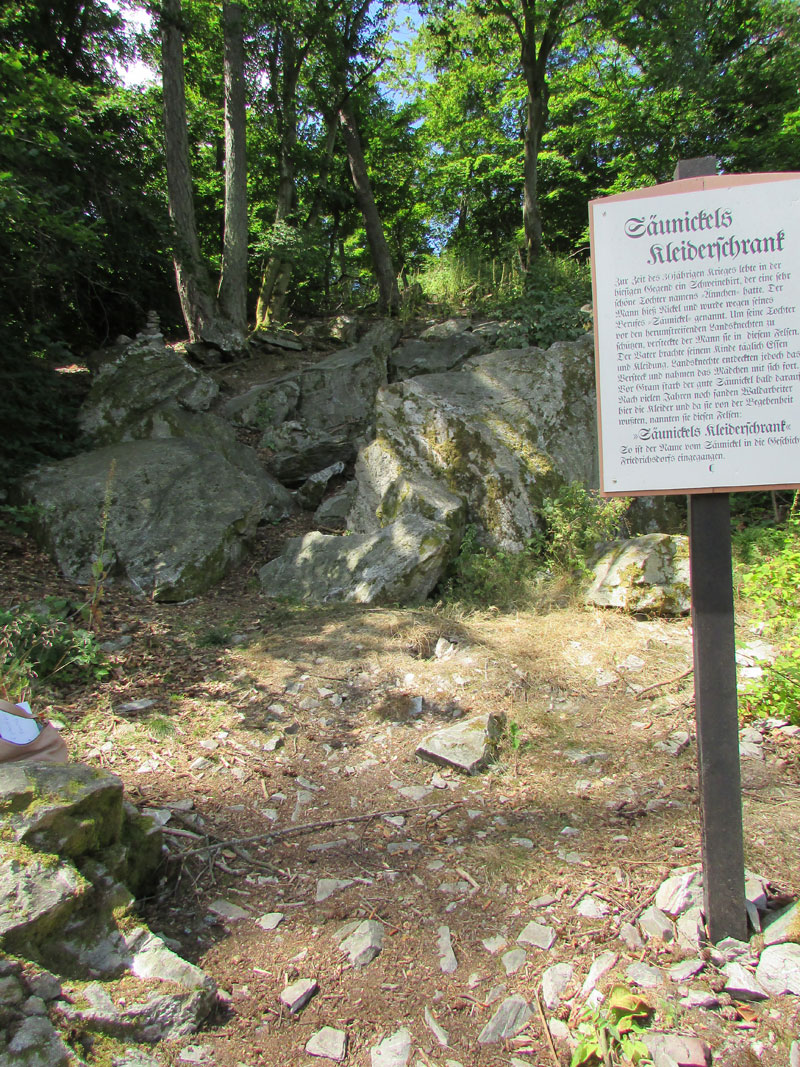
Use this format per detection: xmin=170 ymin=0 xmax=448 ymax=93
xmin=2 ymin=0 xmax=799 ymax=366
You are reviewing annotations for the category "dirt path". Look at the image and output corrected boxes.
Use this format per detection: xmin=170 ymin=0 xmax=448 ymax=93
xmin=3 ymin=528 xmax=800 ymax=1066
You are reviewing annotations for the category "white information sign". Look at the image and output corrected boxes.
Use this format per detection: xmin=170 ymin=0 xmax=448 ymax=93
xmin=590 ymin=173 xmax=800 ymax=495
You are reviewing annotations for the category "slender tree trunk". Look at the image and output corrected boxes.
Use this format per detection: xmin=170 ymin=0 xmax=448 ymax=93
xmin=161 ymin=0 xmax=221 ymax=342
xmin=218 ymin=0 xmax=248 ymax=333
xmin=338 ymin=99 xmax=400 ymax=314
xmin=522 ymin=87 xmax=545 ymax=264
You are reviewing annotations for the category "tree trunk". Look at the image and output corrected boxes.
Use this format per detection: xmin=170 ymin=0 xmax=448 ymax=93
xmin=218 ymin=0 xmax=248 ymax=333
xmin=522 ymin=87 xmax=546 ymax=264
xmin=338 ymin=99 xmax=400 ymax=314
xmin=161 ymin=0 xmax=221 ymax=342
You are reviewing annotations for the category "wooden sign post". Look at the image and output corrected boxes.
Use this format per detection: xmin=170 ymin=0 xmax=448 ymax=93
xmin=589 ymin=162 xmax=800 ymax=942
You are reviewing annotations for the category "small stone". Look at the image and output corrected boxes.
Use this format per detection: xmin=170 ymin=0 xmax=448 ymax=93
xmin=548 ymin=1018 xmax=574 ymax=1049
xmin=21 ymin=996 xmax=47 ymax=1016
xmin=438 ymin=925 xmax=458 ymax=973
xmin=416 ymin=713 xmax=505 ymax=774
xmin=178 ymin=1048 xmax=214 ymax=1065
xmin=315 ymin=878 xmax=354 ymax=902
xmin=26 ymin=971 xmax=62 ymax=1001
xmin=502 ymin=948 xmax=527 ymax=974
xmin=208 ymin=899 xmax=250 ymax=922
xmin=398 ymin=785 xmax=432 ymax=801
xmin=306 ymin=1027 xmax=347 ymax=1061
xmin=715 ymin=937 xmax=751 ymax=963
xmin=790 ymin=1040 xmax=800 ymax=1067
xmin=577 ymin=895 xmax=609 ymax=919
xmin=477 ymin=994 xmax=532 ymax=1044
xmin=371 ymin=1027 xmax=412 ymax=1067
xmin=482 ymin=934 xmax=508 ymax=954
xmin=0 ymin=975 xmax=25 ymax=1006
xmin=510 ymin=836 xmax=534 ymax=849
xmin=643 ymin=1032 xmax=711 ymax=1067
xmin=542 ymin=962 xmax=573 ymax=1009
xmin=676 ymin=906 xmax=706 ymax=949
xmin=340 ymin=919 xmax=384 ymax=968
xmin=639 ymin=905 xmax=675 ymax=942
xmin=655 ymin=868 xmax=703 ymax=917
xmin=580 ymin=951 xmax=618 ymax=997
xmin=723 ymin=961 xmax=769 ymax=1001
xmin=117 ymin=698 xmax=157 ymax=714
xmin=655 ymin=730 xmax=690 ymax=757
xmin=280 ymin=977 xmax=318 ymax=1013
xmin=619 ymin=923 xmax=644 ymax=951
xmin=431 ymin=772 xmax=448 ymax=788
xmin=257 ymin=912 xmax=284 ymax=931
xmin=189 ymin=756 xmax=212 ymax=772
xmin=739 ymin=741 xmax=764 ymax=760
xmin=424 ymin=1005 xmax=449 ymax=1045
xmin=762 ymin=900 xmax=800 ymax=946
xmin=680 ymin=989 xmax=719 ymax=1009
xmin=626 ymin=962 xmax=663 ymax=988
xmin=755 ymin=943 xmax=800 ymax=995
xmin=669 ymin=959 xmax=705 ymax=982
xmin=517 ymin=920 xmax=556 ymax=950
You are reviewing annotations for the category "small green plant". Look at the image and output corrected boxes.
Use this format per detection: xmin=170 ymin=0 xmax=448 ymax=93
xmin=0 ymin=504 xmax=40 ymax=536
xmin=82 ymin=459 xmax=116 ymax=632
xmin=0 ymin=598 xmax=108 ymax=700
xmin=571 ymin=985 xmax=655 ymax=1066
xmin=442 ymin=524 xmax=541 ymax=610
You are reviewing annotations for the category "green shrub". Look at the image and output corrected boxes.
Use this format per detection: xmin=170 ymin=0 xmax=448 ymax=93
xmin=738 ymin=496 xmax=800 ymax=724
xmin=0 ymin=598 xmax=108 ymax=700
xmin=442 ymin=483 xmax=630 ymax=610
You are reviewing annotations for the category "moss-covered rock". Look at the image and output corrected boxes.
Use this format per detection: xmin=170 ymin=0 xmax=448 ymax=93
xmin=585 ymin=534 xmax=690 ymax=616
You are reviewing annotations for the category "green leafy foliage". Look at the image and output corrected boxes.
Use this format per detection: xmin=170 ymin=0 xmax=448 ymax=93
xmin=0 ymin=598 xmax=108 ymax=700
xmin=738 ymin=497 xmax=800 ymax=725
xmin=443 ymin=484 xmax=630 ymax=610
xmin=571 ymin=985 xmax=654 ymax=1066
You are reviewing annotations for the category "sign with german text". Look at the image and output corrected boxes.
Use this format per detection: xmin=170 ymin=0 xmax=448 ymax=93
xmin=589 ymin=173 xmax=800 ymax=495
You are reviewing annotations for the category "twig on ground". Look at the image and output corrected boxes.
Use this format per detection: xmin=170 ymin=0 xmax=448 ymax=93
xmin=534 ymin=985 xmax=562 ymax=1067
xmin=635 ymin=667 xmax=693 ymax=699
xmin=178 ymin=804 xmax=442 ymax=858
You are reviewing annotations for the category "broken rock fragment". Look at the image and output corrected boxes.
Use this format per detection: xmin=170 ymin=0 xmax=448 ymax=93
xmin=416 ymin=713 xmax=505 ymax=774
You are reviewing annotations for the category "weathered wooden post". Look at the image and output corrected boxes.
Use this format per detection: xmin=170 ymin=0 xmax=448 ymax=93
xmin=675 ymin=157 xmax=746 ymax=942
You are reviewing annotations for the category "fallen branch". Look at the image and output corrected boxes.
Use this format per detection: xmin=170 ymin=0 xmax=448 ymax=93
xmin=534 ymin=985 xmax=562 ymax=1067
xmin=635 ymin=667 xmax=693 ymax=699
xmin=178 ymin=804 xmax=441 ymax=858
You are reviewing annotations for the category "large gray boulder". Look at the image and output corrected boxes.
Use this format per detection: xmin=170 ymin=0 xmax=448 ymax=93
xmin=80 ymin=330 xmax=219 ymax=445
xmin=389 ymin=333 xmax=481 ymax=381
xmin=26 ymin=438 xmax=293 ymax=601
xmin=348 ymin=334 xmax=598 ymax=552
xmin=259 ymin=514 xmax=455 ymax=605
xmin=236 ymin=321 xmax=399 ymax=481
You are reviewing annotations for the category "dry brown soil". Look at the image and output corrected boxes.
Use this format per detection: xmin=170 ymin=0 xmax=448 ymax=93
xmin=2 ymin=517 xmax=799 ymax=1067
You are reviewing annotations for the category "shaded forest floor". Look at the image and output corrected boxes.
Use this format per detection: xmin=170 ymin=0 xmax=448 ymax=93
xmin=2 ymin=518 xmax=800 ymax=1066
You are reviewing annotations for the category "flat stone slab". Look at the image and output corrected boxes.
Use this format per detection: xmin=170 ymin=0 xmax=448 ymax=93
xmin=580 ymin=951 xmax=618 ymax=997
xmin=416 ymin=713 xmax=505 ymax=774
xmin=723 ymin=962 xmax=768 ymax=1001
xmin=315 ymin=878 xmax=354 ymax=902
xmin=279 ymin=977 xmax=318 ymax=1013
xmin=306 ymin=1026 xmax=347 ymax=1061
xmin=371 ymin=1027 xmax=412 ymax=1067
xmin=477 ymin=994 xmax=532 ymax=1044
xmin=542 ymin=962 xmax=573 ymax=1009
xmin=516 ymin=920 xmax=556 ymax=950
xmin=756 ymin=943 xmax=800 ymax=995
xmin=626 ymin=962 xmax=664 ymax=988
xmin=643 ymin=1032 xmax=711 ymax=1066
xmin=762 ymin=900 xmax=800 ymax=946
